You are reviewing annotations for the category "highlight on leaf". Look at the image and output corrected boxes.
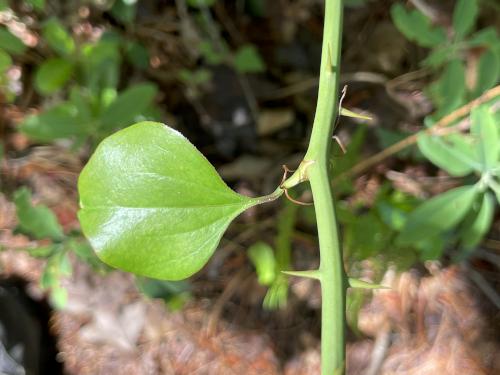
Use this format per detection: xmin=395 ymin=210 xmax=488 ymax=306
xmin=78 ymin=122 xmax=281 ymax=280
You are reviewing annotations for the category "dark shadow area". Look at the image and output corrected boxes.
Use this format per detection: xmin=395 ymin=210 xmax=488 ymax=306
xmin=0 ymin=277 xmax=63 ymax=375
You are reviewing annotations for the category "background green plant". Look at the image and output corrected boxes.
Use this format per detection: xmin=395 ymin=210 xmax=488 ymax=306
xmin=0 ymin=0 xmax=160 ymax=147
xmin=387 ymin=0 xmax=500 ymax=261
xmin=12 ymin=186 xmax=104 ymax=308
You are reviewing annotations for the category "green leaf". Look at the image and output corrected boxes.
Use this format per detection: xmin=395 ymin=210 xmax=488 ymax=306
xmin=415 ymin=235 xmax=446 ymax=260
xmin=453 ymin=0 xmax=478 ymax=39
xmin=431 ymin=59 xmax=466 ymax=115
xmin=0 ymin=0 xmax=8 ymax=11
xmin=461 ymin=192 xmax=494 ymax=249
xmin=474 ymin=49 xmax=500 ymax=96
xmin=471 ymin=105 xmax=498 ymax=171
xmin=42 ymin=18 xmax=75 ymax=56
xmin=78 ymin=122 xmax=272 ymax=280
xmin=20 ymin=102 xmax=88 ymax=142
xmin=110 ymin=0 xmax=136 ymax=24
xmin=14 ymin=187 xmax=64 ymax=240
xmin=345 ymin=212 xmax=391 ymax=259
xmin=25 ymin=0 xmax=45 ymax=11
xmin=186 ymin=0 xmax=216 ymax=8
xmin=377 ymin=201 xmax=408 ymax=231
xmin=27 ymin=245 xmax=59 ymax=258
xmin=199 ymin=41 xmax=225 ymax=65
xmin=34 ymin=58 xmax=74 ymax=95
xmin=41 ymin=252 xmax=71 ymax=309
xmin=99 ymin=83 xmax=157 ymax=130
xmin=0 ymin=27 xmax=27 ymax=55
xmin=248 ymin=242 xmax=276 ymax=285
xmin=398 ymin=185 xmax=478 ymax=244
xmin=178 ymin=68 xmax=212 ymax=85
xmin=81 ymin=40 xmax=121 ymax=91
xmin=49 ymin=285 xmax=68 ymax=309
xmin=263 ymin=274 xmax=288 ymax=310
xmin=468 ymin=27 xmax=499 ymax=47
xmin=68 ymin=88 xmax=93 ymax=123
xmin=417 ymin=132 xmax=479 ymax=176
xmin=440 ymin=59 xmax=466 ymax=105
xmin=125 ymin=41 xmax=149 ymax=69
xmin=446 ymin=133 xmax=483 ymax=163
xmin=422 ymin=45 xmax=456 ymax=68
xmin=136 ymin=278 xmax=191 ymax=309
xmin=68 ymin=239 xmax=105 ymax=269
xmin=233 ymin=45 xmax=266 ymax=73
xmin=390 ymin=4 xmax=446 ymax=48
xmin=0 ymin=48 xmax=12 ymax=73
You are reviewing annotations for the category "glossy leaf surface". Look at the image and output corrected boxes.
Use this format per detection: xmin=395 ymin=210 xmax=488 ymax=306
xmin=79 ymin=122 xmax=267 ymax=280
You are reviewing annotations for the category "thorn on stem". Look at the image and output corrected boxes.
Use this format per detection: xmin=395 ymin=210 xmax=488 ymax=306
xmin=332 ymin=135 xmax=347 ymax=154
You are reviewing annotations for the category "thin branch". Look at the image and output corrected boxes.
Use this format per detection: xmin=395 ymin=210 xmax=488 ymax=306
xmin=334 ymin=85 xmax=500 ymax=183
xmin=466 ymin=263 xmax=500 ymax=309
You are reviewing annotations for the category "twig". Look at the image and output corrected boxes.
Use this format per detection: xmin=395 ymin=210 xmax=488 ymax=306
xmin=364 ymin=323 xmax=391 ymax=375
xmin=205 ymin=269 xmax=250 ymax=335
xmin=475 ymin=248 xmax=500 ymax=269
xmin=261 ymin=72 xmax=387 ymax=101
xmin=237 ymin=74 xmax=260 ymax=124
xmin=466 ymin=263 xmax=500 ymax=309
xmin=174 ymin=0 xmax=189 ymax=22
xmin=214 ymin=2 xmax=244 ymax=44
xmin=334 ymin=85 xmax=500 ymax=183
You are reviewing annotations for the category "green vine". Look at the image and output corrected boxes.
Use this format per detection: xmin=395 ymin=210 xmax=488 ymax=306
xmin=281 ymin=0 xmax=346 ymax=372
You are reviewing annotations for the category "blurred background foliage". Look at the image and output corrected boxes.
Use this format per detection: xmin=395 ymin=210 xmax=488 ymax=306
xmin=0 ymin=0 xmax=499 ymax=374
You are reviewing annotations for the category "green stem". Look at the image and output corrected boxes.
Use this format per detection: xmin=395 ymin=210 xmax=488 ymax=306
xmin=315 ymin=3 xmax=346 ymax=373
xmin=311 ymin=1 xmax=346 ymax=373
xmin=282 ymin=1 xmax=346 ymax=373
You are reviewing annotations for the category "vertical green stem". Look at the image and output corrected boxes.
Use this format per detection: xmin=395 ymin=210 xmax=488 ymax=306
xmin=280 ymin=1 xmax=345 ymax=372
xmin=306 ymin=0 xmax=346 ymax=373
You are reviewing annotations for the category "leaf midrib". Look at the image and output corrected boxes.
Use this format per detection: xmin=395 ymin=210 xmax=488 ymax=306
xmin=125 ymin=171 xmax=238 ymax=199
xmin=82 ymin=201 xmax=253 ymax=210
